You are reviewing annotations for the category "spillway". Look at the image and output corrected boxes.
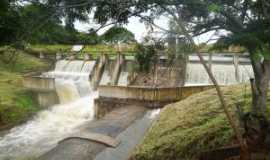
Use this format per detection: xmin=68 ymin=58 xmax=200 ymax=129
xmin=0 ymin=60 xmax=97 ymax=160
xmin=185 ymin=55 xmax=254 ymax=86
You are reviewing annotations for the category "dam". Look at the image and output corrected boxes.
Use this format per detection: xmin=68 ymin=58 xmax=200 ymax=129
xmin=0 ymin=53 xmax=254 ymax=160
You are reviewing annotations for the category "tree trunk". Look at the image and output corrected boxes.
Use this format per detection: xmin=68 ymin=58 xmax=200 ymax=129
xmin=250 ymin=59 xmax=270 ymax=117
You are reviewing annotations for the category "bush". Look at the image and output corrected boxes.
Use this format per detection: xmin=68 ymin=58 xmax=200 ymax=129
xmin=134 ymin=44 xmax=157 ymax=73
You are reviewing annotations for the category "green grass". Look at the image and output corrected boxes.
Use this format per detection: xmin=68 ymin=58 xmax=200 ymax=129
xmin=82 ymin=44 xmax=136 ymax=55
xmin=27 ymin=44 xmax=72 ymax=55
xmin=132 ymin=85 xmax=270 ymax=160
xmin=27 ymin=44 xmax=136 ymax=57
xmin=0 ymin=46 xmax=50 ymax=129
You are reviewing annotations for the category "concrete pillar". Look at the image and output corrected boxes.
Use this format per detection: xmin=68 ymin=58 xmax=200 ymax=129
xmin=91 ymin=54 xmax=108 ymax=90
xmin=111 ymin=53 xmax=125 ymax=85
xmin=37 ymin=91 xmax=59 ymax=108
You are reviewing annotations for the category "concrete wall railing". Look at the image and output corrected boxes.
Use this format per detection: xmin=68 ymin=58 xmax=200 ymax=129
xmin=23 ymin=76 xmax=55 ymax=92
xmin=98 ymin=85 xmax=215 ymax=102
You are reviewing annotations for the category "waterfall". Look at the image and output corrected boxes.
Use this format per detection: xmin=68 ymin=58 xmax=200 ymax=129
xmin=185 ymin=63 xmax=210 ymax=85
xmin=238 ymin=64 xmax=254 ymax=82
xmin=185 ymin=60 xmax=254 ymax=86
xmin=0 ymin=60 xmax=97 ymax=160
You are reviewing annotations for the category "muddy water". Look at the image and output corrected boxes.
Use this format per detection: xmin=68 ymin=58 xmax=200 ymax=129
xmin=0 ymin=60 xmax=97 ymax=160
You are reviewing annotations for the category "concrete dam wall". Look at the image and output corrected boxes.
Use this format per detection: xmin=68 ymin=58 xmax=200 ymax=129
xmin=11 ymin=52 xmax=254 ymax=160
xmin=23 ymin=53 xmax=254 ymax=108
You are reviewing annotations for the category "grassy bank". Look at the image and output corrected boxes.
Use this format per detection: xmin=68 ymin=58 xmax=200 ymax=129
xmin=27 ymin=44 xmax=136 ymax=56
xmin=132 ymin=85 xmax=270 ymax=160
xmin=0 ymin=47 xmax=50 ymax=129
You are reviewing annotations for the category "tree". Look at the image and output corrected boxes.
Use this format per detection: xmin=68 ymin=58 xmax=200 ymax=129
xmin=101 ymin=26 xmax=136 ymax=44
xmin=80 ymin=0 xmax=270 ymax=156
xmin=86 ymin=0 xmax=270 ymax=119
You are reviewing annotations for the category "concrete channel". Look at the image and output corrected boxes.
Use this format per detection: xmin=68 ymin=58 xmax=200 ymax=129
xmin=39 ymin=106 xmax=147 ymax=160
xmin=37 ymin=85 xmax=214 ymax=160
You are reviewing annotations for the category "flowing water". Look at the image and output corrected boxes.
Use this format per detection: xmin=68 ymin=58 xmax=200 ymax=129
xmin=0 ymin=60 xmax=97 ymax=160
xmin=185 ymin=59 xmax=254 ymax=86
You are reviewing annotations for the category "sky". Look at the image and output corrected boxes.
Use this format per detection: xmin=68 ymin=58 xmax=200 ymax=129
xmin=74 ymin=16 xmax=168 ymax=42
xmin=74 ymin=16 xmax=220 ymax=44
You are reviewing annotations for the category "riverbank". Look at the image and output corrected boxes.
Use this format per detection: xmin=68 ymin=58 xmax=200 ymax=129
xmin=131 ymin=85 xmax=270 ymax=160
xmin=0 ymin=46 xmax=50 ymax=130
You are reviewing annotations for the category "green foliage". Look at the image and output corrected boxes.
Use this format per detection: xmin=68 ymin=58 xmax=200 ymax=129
xmin=208 ymin=4 xmax=220 ymax=13
xmin=0 ymin=46 xmax=50 ymax=72
xmin=0 ymin=90 xmax=39 ymax=126
xmin=0 ymin=47 xmax=49 ymax=128
xmin=101 ymin=26 xmax=136 ymax=44
xmin=134 ymin=44 xmax=156 ymax=73
xmin=260 ymin=44 xmax=270 ymax=60
xmin=83 ymin=44 xmax=136 ymax=53
xmin=28 ymin=45 xmax=72 ymax=55
xmin=0 ymin=3 xmax=22 ymax=45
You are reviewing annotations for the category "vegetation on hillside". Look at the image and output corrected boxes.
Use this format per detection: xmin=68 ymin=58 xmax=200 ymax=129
xmin=27 ymin=44 xmax=137 ymax=57
xmin=0 ymin=47 xmax=50 ymax=129
xmin=132 ymin=85 xmax=270 ymax=160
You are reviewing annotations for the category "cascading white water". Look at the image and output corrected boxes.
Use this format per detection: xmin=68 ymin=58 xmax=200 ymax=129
xmin=0 ymin=60 xmax=97 ymax=160
xmin=238 ymin=64 xmax=254 ymax=83
xmin=211 ymin=64 xmax=238 ymax=84
xmin=185 ymin=63 xmax=210 ymax=85
xmin=185 ymin=57 xmax=254 ymax=86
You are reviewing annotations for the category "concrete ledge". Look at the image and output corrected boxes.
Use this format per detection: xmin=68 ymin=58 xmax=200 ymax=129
xmin=98 ymin=85 xmax=214 ymax=102
xmin=23 ymin=76 xmax=55 ymax=92
xmin=95 ymin=85 xmax=215 ymax=118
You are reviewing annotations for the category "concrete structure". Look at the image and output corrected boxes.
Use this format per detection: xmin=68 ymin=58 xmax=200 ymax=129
xmin=36 ymin=92 xmax=59 ymax=108
xmin=90 ymin=54 xmax=108 ymax=90
xmin=95 ymin=85 xmax=215 ymax=118
xmin=23 ymin=76 xmax=55 ymax=92
xmin=23 ymin=75 xmax=59 ymax=107
xmin=98 ymin=85 xmax=214 ymax=102
xmin=38 ymin=84 xmax=215 ymax=159
xmin=39 ymin=106 xmax=147 ymax=160
xmin=111 ymin=54 xmax=125 ymax=85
